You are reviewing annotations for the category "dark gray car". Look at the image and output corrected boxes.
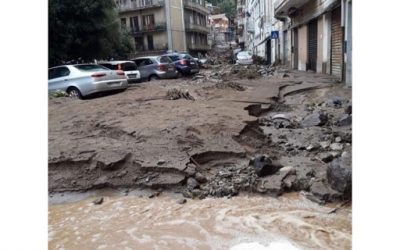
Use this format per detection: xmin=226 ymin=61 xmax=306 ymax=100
xmin=131 ymin=56 xmax=178 ymax=81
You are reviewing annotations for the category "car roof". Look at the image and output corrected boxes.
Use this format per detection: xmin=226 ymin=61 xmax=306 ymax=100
xmin=132 ymin=56 xmax=158 ymax=60
xmin=98 ymin=60 xmax=135 ymax=64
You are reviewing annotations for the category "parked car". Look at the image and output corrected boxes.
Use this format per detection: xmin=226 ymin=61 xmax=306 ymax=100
xmin=163 ymin=53 xmax=200 ymax=77
xmin=236 ymin=51 xmax=253 ymax=65
xmin=98 ymin=61 xmax=141 ymax=83
xmin=131 ymin=56 xmax=177 ymax=81
xmin=48 ymin=64 xmax=128 ymax=99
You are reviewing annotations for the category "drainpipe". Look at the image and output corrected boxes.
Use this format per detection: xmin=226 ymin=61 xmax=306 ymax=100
xmin=180 ymin=0 xmax=187 ymax=51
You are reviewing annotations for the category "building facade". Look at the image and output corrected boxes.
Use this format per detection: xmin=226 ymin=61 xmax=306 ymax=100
xmin=209 ymin=13 xmax=235 ymax=45
xmin=115 ymin=0 xmax=210 ymax=57
xmin=239 ymin=0 xmax=352 ymax=85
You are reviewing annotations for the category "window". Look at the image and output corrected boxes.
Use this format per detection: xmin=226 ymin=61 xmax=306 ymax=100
xmin=100 ymin=63 xmax=118 ymax=70
xmin=48 ymin=67 xmax=70 ymax=80
xmin=121 ymin=62 xmax=138 ymax=71
xmin=121 ymin=18 xmax=127 ymax=28
xmin=168 ymin=55 xmax=180 ymax=61
xmin=74 ymin=64 xmax=109 ymax=72
xmin=142 ymin=15 xmax=155 ymax=29
xmin=158 ymin=56 xmax=172 ymax=63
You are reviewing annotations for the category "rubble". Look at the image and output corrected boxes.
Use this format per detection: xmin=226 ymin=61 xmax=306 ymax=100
xmin=250 ymin=155 xmax=282 ymax=177
xmin=336 ymin=114 xmax=352 ymax=126
xmin=166 ymin=88 xmax=195 ymax=100
xmin=301 ymin=112 xmax=328 ymax=127
xmin=215 ymin=81 xmax=245 ymax=91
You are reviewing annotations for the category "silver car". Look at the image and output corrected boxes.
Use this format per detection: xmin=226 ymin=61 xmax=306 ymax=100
xmin=48 ymin=64 xmax=128 ymax=99
xmin=98 ymin=60 xmax=141 ymax=83
xmin=131 ymin=56 xmax=178 ymax=81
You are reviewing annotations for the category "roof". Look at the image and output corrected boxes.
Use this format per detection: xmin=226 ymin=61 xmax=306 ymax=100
xmin=209 ymin=13 xmax=228 ymax=20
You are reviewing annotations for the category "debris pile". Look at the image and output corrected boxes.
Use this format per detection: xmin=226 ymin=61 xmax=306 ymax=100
xmin=166 ymin=88 xmax=195 ymax=100
xmin=215 ymin=81 xmax=246 ymax=91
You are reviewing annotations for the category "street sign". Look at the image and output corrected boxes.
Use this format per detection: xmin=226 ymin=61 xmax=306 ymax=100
xmin=271 ymin=31 xmax=279 ymax=39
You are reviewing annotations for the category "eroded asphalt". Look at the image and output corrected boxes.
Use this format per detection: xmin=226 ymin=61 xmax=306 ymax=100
xmin=49 ymin=66 xmax=352 ymax=204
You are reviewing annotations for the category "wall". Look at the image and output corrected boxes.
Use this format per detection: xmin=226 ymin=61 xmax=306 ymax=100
xmin=291 ymin=0 xmax=339 ymax=28
xmin=298 ymin=24 xmax=307 ymax=71
xmin=169 ymin=0 xmax=186 ymax=51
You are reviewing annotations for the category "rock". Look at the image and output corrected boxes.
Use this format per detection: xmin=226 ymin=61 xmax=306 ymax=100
xmin=194 ymin=172 xmax=207 ymax=183
xmin=335 ymin=137 xmax=342 ymax=143
xmin=337 ymin=114 xmax=352 ymax=126
xmin=177 ymin=198 xmax=187 ymax=204
xmin=184 ymin=163 xmax=197 ymax=177
xmin=271 ymin=113 xmax=291 ymax=121
xmin=250 ymin=155 xmax=282 ymax=177
xmin=93 ymin=197 xmax=104 ymax=205
xmin=157 ymin=159 xmax=166 ymax=165
xmin=345 ymin=104 xmax=352 ymax=114
xmin=187 ymin=177 xmax=199 ymax=190
xmin=282 ymin=73 xmax=290 ymax=78
xmin=148 ymin=191 xmax=161 ymax=198
xmin=292 ymin=166 xmax=315 ymax=191
xmin=282 ymin=174 xmax=297 ymax=189
xmin=301 ymin=112 xmax=328 ymax=127
xmin=310 ymin=181 xmax=341 ymax=202
xmin=319 ymin=141 xmax=331 ymax=149
xmin=330 ymin=143 xmax=343 ymax=151
xmin=306 ymin=143 xmax=319 ymax=151
xmin=327 ymin=155 xmax=352 ymax=197
xmin=325 ymin=97 xmax=343 ymax=108
xmin=95 ymin=151 xmax=130 ymax=170
xmin=318 ymin=152 xmax=334 ymax=163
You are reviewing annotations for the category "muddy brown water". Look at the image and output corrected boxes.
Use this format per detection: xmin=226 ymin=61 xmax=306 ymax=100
xmin=48 ymin=192 xmax=351 ymax=250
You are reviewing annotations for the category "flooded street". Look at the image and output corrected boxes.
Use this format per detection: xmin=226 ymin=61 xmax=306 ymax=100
xmin=49 ymin=192 xmax=351 ymax=250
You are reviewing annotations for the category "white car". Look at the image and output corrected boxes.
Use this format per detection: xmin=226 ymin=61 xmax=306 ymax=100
xmin=99 ymin=61 xmax=141 ymax=83
xmin=236 ymin=51 xmax=253 ymax=65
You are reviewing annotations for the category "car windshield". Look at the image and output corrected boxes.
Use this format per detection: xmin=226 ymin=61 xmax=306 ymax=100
xmin=158 ymin=56 xmax=173 ymax=63
xmin=237 ymin=51 xmax=251 ymax=57
xmin=180 ymin=54 xmax=194 ymax=60
xmin=74 ymin=64 xmax=110 ymax=72
xmin=99 ymin=63 xmax=118 ymax=70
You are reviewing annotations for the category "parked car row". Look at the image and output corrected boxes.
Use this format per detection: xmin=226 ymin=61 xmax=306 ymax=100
xmin=48 ymin=52 xmax=201 ymax=99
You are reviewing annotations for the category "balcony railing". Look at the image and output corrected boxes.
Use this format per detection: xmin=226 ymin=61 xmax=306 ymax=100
xmin=183 ymin=0 xmax=209 ymax=14
xmin=130 ymin=22 xmax=167 ymax=36
xmin=187 ymin=43 xmax=209 ymax=51
xmin=117 ymin=0 xmax=165 ymax=13
xmin=185 ymin=23 xmax=209 ymax=33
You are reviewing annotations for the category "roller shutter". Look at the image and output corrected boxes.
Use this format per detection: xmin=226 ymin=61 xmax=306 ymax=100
xmin=307 ymin=19 xmax=318 ymax=71
xmin=331 ymin=7 xmax=343 ymax=80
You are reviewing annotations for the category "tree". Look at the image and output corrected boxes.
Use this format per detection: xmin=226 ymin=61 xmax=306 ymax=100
xmin=49 ymin=0 xmax=133 ymax=66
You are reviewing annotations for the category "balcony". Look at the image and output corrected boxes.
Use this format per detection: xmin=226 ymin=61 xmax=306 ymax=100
xmin=117 ymin=0 xmax=165 ymax=13
xmin=274 ymin=0 xmax=310 ymax=19
xmin=130 ymin=22 xmax=167 ymax=36
xmin=187 ymin=43 xmax=209 ymax=51
xmin=183 ymin=0 xmax=209 ymax=14
xmin=185 ymin=23 xmax=209 ymax=34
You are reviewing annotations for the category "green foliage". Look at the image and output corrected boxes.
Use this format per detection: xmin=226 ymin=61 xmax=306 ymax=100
xmin=209 ymin=0 xmax=236 ymax=19
xmin=49 ymin=0 xmax=134 ymax=66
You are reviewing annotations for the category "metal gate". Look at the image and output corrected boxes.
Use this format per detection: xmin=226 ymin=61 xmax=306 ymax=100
xmin=331 ymin=7 xmax=343 ymax=80
xmin=292 ymin=28 xmax=298 ymax=69
xmin=266 ymin=39 xmax=271 ymax=65
xmin=283 ymin=30 xmax=288 ymax=65
xmin=307 ymin=19 xmax=318 ymax=71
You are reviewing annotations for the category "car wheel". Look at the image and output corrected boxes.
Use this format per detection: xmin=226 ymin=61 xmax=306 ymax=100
xmin=148 ymin=75 xmax=159 ymax=81
xmin=67 ymin=87 xmax=82 ymax=99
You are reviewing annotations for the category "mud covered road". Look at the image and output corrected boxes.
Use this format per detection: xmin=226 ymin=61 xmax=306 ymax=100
xmin=49 ymin=66 xmax=351 ymax=204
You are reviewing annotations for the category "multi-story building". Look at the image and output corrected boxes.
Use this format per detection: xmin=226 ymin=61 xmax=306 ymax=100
xmin=209 ymin=13 xmax=234 ymax=45
xmin=115 ymin=0 xmax=210 ymax=57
